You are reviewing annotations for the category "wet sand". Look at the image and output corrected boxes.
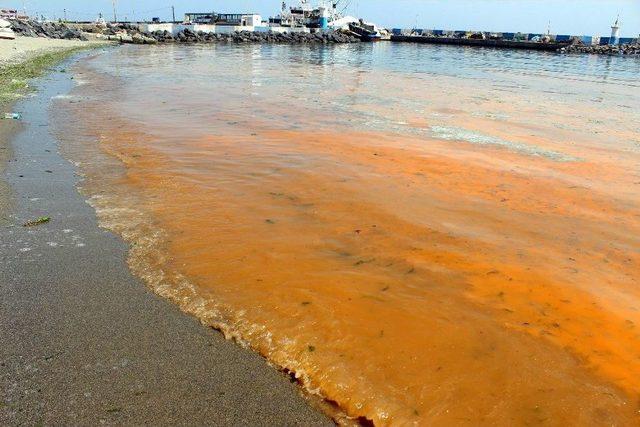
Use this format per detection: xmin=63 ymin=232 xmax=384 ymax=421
xmin=1 ymin=37 xmax=108 ymax=225
xmin=0 ymin=57 xmax=331 ymax=424
xmin=0 ymin=119 xmax=17 ymax=223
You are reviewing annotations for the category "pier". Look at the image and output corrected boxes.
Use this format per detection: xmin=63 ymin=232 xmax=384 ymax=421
xmin=391 ymin=35 xmax=570 ymax=51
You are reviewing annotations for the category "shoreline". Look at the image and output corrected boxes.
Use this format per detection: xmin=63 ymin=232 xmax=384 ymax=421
xmin=3 ymin=37 xmax=638 ymax=424
xmin=9 ymin=19 xmax=639 ymax=55
xmin=1 ymin=38 xmax=111 ymax=223
xmin=0 ymin=45 xmax=332 ymax=425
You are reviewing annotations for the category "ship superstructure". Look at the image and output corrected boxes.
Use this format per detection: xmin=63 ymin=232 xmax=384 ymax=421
xmin=268 ymin=1 xmax=349 ymax=29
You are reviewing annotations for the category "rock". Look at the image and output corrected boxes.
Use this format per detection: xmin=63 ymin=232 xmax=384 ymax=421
xmin=559 ymin=41 xmax=639 ymax=56
xmin=7 ymin=18 xmax=363 ymax=46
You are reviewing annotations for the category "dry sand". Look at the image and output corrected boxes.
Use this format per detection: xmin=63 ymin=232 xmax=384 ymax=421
xmin=0 ymin=36 xmax=100 ymax=66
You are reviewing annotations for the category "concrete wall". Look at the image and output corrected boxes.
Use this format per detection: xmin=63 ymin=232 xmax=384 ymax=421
xmin=140 ymin=23 xmax=187 ymax=35
xmin=141 ymin=23 xmax=260 ymax=35
xmin=215 ymin=25 xmax=254 ymax=34
xmin=243 ymin=15 xmax=262 ymax=27
xmin=193 ymin=24 xmax=218 ymax=34
xmin=268 ymin=26 xmax=311 ymax=34
xmin=140 ymin=22 xmax=322 ymax=36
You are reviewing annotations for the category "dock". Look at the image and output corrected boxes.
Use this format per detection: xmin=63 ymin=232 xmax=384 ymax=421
xmin=390 ymin=35 xmax=570 ymax=51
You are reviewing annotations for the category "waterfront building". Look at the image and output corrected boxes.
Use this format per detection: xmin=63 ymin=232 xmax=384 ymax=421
xmin=184 ymin=12 xmax=262 ymax=27
xmin=1 ymin=8 xmax=27 ymax=19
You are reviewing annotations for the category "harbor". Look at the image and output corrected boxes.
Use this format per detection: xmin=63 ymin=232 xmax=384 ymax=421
xmin=390 ymin=35 xmax=568 ymax=52
xmin=389 ymin=16 xmax=639 ymax=54
xmin=2 ymin=1 xmax=640 ymax=425
xmin=3 ymin=2 xmax=639 ymax=53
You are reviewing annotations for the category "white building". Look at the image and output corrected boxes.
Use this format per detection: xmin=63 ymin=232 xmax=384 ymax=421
xmin=184 ymin=12 xmax=262 ymax=27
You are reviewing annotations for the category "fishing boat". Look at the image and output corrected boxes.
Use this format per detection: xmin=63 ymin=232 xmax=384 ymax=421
xmin=269 ymin=1 xmax=335 ymax=29
xmin=269 ymin=1 xmax=369 ymax=33
xmin=349 ymin=20 xmax=383 ymax=41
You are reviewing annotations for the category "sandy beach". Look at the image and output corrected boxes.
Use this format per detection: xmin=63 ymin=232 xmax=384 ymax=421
xmin=0 ymin=37 xmax=99 ymax=66
xmin=0 ymin=39 xmax=331 ymax=425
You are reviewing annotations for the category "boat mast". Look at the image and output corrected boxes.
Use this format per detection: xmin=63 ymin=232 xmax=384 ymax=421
xmin=112 ymin=0 xmax=118 ymax=23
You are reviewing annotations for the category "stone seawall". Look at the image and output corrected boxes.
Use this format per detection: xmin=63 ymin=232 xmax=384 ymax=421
xmin=8 ymin=20 xmax=361 ymax=45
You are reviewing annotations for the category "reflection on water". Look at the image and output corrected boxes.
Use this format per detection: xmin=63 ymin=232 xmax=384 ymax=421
xmin=55 ymin=43 xmax=640 ymax=425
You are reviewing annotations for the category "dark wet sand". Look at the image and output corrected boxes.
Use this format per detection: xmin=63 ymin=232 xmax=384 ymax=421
xmin=0 ymin=118 xmax=16 ymax=224
xmin=0 ymin=59 xmax=332 ymax=425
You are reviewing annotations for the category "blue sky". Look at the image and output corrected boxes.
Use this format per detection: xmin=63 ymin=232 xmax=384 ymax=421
xmin=5 ymin=1 xmax=640 ymax=36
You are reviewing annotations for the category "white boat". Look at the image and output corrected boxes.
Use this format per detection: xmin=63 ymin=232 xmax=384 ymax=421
xmin=0 ymin=18 xmax=15 ymax=39
xmin=0 ymin=28 xmax=16 ymax=39
xmin=269 ymin=0 xmax=351 ymax=30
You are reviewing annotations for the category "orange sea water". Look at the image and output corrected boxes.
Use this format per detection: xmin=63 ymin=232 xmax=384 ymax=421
xmin=55 ymin=44 xmax=640 ymax=424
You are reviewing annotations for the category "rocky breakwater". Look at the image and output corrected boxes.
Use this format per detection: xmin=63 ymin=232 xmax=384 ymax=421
xmin=559 ymin=42 xmax=639 ymax=55
xmin=158 ymin=28 xmax=359 ymax=44
xmin=6 ymin=20 xmax=360 ymax=45
xmin=102 ymin=24 xmax=360 ymax=45
xmin=9 ymin=19 xmax=87 ymax=40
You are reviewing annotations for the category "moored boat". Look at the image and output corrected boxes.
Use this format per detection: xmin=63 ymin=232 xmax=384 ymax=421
xmin=349 ymin=20 xmax=382 ymax=41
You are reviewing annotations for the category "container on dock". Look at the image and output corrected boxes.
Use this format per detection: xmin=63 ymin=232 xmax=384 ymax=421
xmin=432 ymin=29 xmax=444 ymax=36
xmin=392 ymin=28 xmax=402 ymax=36
xmin=580 ymin=36 xmax=594 ymax=45
xmin=454 ymin=30 xmax=467 ymax=38
xmin=502 ymin=32 xmax=515 ymax=40
xmin=527 ymin=33 xmax=543 ymax=41
xmin=619 ymin=37 xmax=634 ymax=45
xmin=555 ymin=35 xmax=571 ymax=42
xmin=599 ymin=37 xmax=611 ymax=45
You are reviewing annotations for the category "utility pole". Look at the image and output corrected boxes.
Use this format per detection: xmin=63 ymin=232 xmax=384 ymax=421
xmin=172 ymin=6 xmax=176 ymax=23
xmin=63 ymin=8 xmax=67 ymax=22
xmin=112 ymin=0 xmax=117 ymax=23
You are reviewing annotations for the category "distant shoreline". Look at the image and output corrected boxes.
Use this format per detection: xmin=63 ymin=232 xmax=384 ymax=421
xmin=6 ymin=19 xmax=639 ymax=54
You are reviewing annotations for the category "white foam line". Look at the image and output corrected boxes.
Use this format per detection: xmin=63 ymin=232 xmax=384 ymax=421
xmin=430 ymin=125 xmax=580 ymax=162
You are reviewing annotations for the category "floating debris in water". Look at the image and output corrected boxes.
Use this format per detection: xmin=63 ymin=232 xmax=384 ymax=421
xmin=23 ymin=216 xmax=51 ymax=227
